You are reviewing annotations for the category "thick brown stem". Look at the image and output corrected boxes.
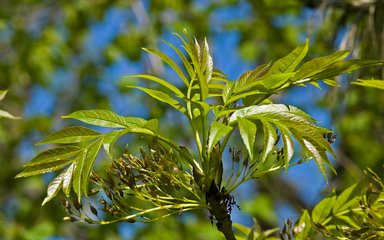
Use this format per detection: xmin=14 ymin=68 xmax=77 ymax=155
xmin=206 ymin=181 xmax=236 ymax=240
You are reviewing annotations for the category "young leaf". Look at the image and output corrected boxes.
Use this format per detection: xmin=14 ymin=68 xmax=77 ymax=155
xmin=0 ymin=90 xmax=7 ymax=101
xmin=0 ymin=109 xmax=20 ymax=119
xmin=278 ymin=124 xmax=294 ymax=169
xmin=293 ymin=50 xmax=349 ymax=80
xmin=37 ymin=126 xmax=102 ymax=145
xmin=229 ymin=104 xmax=334 ymax=176
xmin=268 ymin=39 xmax=308 ymax=74
xmin=164 ymin=39 xmax=195 ymax=80
xmin=102 ymin=129 xmax=125 ymax=158
xmin=260 ymin=120 xmax=277 ymax=163
xmin=22 ymin=146 xmax=82 ymax=167
xmin=222 ymin=81 xmax=235 ymax=105
xmin=82 ymin=138 xmax=103 ymax=195
xmin=207 ymin=121 xmax=232 ymax=153
xmin=127 ymin=86 xmax=186 ymax=114
xmin=234 ymin=63 xmax=271 ymax=93
xmin=237 ymin=117 xmax=256 ymax=160
xmin=143 ymin=48 xmax=190 ymax=86
xmin=63 ymin=110 xmax=145 ymax=128
xmin=42 ymin=171 xmax=64 ymax=206
xmin=311 ymin=59 xmax=384 ymax=80
xmin=62 ymin=163 xmax=75 ymax=197
xmin=312 ymin=193 xmax=336 ymax=224
xmin=332 ymin=182 xmax=362 ymax=215
xmin=352 ymin=79 xmax=384 ymax=90
xmin=125 ymin=74 xmax=185 ymax=98
xmin=15 ymin=158 xmax=74 ymax=178
xmin=72 ymin=151 xmax=87 ymax=203
xmin=294 ymin=210 xmax=313 ymax=240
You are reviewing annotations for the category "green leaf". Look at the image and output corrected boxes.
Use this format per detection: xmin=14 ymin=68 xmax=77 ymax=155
xmin=228 ymin=104 xmax=315 ymax=123
xmin=102 ymin=129 xmax=124 ymax=158
xmin=237 ymin=117 xmax=256 ymax=160
xmin=260 ymin=120 xmax=277 ymax=163
xmin=312 ymin=193 xmax=336 ymax=224
xmin=226 ymin=90 xmax=264 ymax=106
xmin=222 ymin=81 xmax=235 ymax=104
xmin=37 ymin=126 xmax=102 ymax=145
xmin=201 ymin=38 xmax=213 ymax=83
xmin=22 ymin=146 xmax=81 ymax=167
xmin=72 ymin=151 xmax=86 ymax=203
xmin=311 ymin=59 xmax=384 ymax=80
xmin=144 ymin=119 xmax=159 ymax=133
xmin=207 ymin=121 xmax=232 ymax=153
xmin=294 ymin=50 xmax=349 ymax=80
xmin=63 ymin=110 xmax=146 ymax=128
xmin=352 ymin=79 xmax=384 ymax=90
xmin=15 ymin=158 xmax=74 ymax=178
xmin=42 ymin=171 xmax=64 ymax=206
xmin=164 ymin=39 xmax=195 ymax=80
xmin=268 ymin=39 xmax=308 ymax=74
xmin=62 ymin=163 xmax=75 ymax=197
xmin=0 ymin=90 xmax=7 ymax=101
xmin=295 ymin=210 xmax=313 ymax=240
xmin=234 ymin=63 xmax=271 ymax=93
xmin=125 ymin=74 xmax=185 ymax=98
xmin=302 ymin=138 xmax=335 ymax=179
xmin=260 ymin=72 xmax=296 ymax=90
xmin=229 ymin=104 xmax=334 ymax=176
xmin=332 ymin=182 xmax=362 ymax=215
xmin=82 ymin=138 xmax=103 ymax=195
xmin=128 ymin=86 xmax=186 ymax=114
xmin=0 ymin=109 xmax=20 ymax=119
xmin=278 ymin=124 xmax=294 ymax=169
xmin=143 ymin=48 xmax=190 ymax=86
xmin=179 ymin=32 xmax=209 ymax=100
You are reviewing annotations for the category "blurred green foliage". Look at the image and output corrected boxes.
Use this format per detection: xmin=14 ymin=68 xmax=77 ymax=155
xmin=1 ymin=0 xmax=383 ymax=239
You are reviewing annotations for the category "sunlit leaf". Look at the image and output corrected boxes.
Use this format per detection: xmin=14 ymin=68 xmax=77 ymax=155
xmin=260 ymin=120 xmax=277 ymax=163
xmin=229 ymin=104 xmax=333 ymax=176
xmin=63 ymin=110 xmax=146 ymax=128
xmin=164 ymin=39 xmax=195 ymax=79
xmin=125 ymin=74 xmax=185 ymax=97
xmin=82 ymin=138 xmax=103 ymax=195
xmin=42 ymin=171 xmax=64 ymax=206
xmin=128 ymin=86 xmax=186 ymax=114
xmin=0 ymin=109 xmax=20 ymax=119
xmin=207 ymin=121 xmax=232 ymax=153
xmin=312 ymin=193 xmax=336 ymax=224
xmin=311 ymin=59 xmax=384 ymax=80
xmin=352 ymin=79 xmax=384 ymax=90
xmin=22 ymin=146 xmax=81 ymax=167
xmin=143 ymin=48 xmax=190 ymax=86
xmin=37 ymin=126 xmax=102 ymax=145
xmin=15 ymin=158 xmax=74 ymax=178
xmin=294 ymin=50 xmax=349 ymax=80
xmin=294 ymin=210 xmax=312 ymax=240
xmin=237 ymin=117 xmax=256 ymax=160
xmin=102 ymin=129 xmax=124 ymax=158
xmin=278 ymin=124 xmax=294 ymax=169
xmin=268 ymin=39 xmax=308 ymax=74
xmin=72 ymin=151 xmax=86 ymax=203
xmin=234 ymin=63 xmax=271 ymax=93
xmin=332 ymin=182 xmax=362 ymax=215
xmin=62 ymin=163 xmax=75 ymax=197
xmin=0 ymin=90 xmax=7 ymax=101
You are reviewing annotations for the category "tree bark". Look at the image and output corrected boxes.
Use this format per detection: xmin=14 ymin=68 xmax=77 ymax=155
xmin=206 ymin=181 xmax=236 ymax=240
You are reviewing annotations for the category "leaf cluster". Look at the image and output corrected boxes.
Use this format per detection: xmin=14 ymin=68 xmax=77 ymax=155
xmin=15 ymin=31 xmax=384 ymax=237
xmin=280 ymin=168 xmax=384 ymax=240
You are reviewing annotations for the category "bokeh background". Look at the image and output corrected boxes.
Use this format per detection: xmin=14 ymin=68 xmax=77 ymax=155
xmin=1 ymin=0 xmax=383 ymax=239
